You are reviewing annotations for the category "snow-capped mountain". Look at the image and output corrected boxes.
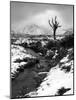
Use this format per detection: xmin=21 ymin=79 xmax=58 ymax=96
xmin=22 ymin=24 xmax=50 ymax=35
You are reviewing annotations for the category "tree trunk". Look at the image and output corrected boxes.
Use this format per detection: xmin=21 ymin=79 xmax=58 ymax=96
xmin=53 ymin=29 xmax=56 ymax=40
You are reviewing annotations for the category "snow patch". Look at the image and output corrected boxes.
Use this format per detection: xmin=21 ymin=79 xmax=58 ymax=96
xmin=11 ymin=45 xmax=35 ymax=75
xmin=26 ymin=54 xmax=73 ymax=97
xmin=60 ymin=55 xmax=69 ymax=63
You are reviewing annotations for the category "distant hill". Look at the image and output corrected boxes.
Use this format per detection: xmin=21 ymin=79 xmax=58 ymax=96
xmin=22 ymin=24 xmax=51 ymax=35
xmin=63 ymin=28 xmax=73 ymax=36
xmin=11 ymin=24 xmax=53 ymax=38
xmin=11 ymin=24 xmax=73 ymax=38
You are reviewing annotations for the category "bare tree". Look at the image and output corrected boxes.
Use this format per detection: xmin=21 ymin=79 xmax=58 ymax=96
xmin=48 ymin=16 xmax=61 ymax=40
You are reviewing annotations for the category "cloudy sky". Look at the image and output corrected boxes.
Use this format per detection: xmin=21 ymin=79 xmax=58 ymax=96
xmin=11 ymin=2 xmax=73 ymax=34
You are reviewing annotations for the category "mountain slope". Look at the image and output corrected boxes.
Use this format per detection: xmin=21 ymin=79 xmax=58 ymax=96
xmin=22 ymin=24 xmax=50 ymax=35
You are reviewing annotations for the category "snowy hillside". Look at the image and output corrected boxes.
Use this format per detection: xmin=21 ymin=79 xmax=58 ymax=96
xmin=25 ymin=49 xmax=73 ymax=97
xmin=11 ymin=32 xmax=74 ymax=99
xmin=11 ymin=45 xmax=36 ymax=77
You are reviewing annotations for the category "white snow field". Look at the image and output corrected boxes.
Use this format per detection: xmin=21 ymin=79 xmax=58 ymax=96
xmin=25 ymin=49 xmax=73 ymax=97
xmin=11 ymin=45 xmax=35 ymax=76
xmin=11 ymin=37 xmax=74 ymax=97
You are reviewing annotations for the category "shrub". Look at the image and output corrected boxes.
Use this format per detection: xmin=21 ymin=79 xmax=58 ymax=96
xmin=56 ymin=87 xmax=71 ymax=95
xmin=46 ymin=40 xmax=60 ymax=49
xmin=29 ymin=42 xmax=39 ymax=53
xmin=29 ymin=41 xmax=47 ymax=55
xmin=19 ymin=42 xmax=28 ymax=48
xmin=60 ymin=34 xmax=74 ymax=48
xmin=11 ymin=38 xmax=17 ymax=44
xmin=45 ymin=50 xmax=55 ymax=59
xmin=56 ymin=47 xmax=67 ymax=60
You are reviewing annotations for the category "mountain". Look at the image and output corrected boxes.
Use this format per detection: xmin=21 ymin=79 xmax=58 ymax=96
xmin=22 ymin=24 xmax=50 ymax=35
xmin=64 ymin=28 xmax=73 ymax=36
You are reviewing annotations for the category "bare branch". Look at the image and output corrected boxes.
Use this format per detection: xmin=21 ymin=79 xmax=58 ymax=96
xmin=57 ymin=22 xmax=59 ymax=25
xmin=48 ymin=20 xmax=53 ymax=28
xmin=52 ymin=18 xmax=54 ymax=25
xmin=55 ymin=16 xmax=57 ymax=21
xmin=55 ymin=16 xmax=57 ymax=24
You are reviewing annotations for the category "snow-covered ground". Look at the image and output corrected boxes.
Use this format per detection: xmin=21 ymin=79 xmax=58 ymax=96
xmin=11 ymin=37 xmax=74 ymax=97
xmin=25 ymin=50 xmax=73 ymax=97
xmin=11 ymin=45 xmax=35 ymax=76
